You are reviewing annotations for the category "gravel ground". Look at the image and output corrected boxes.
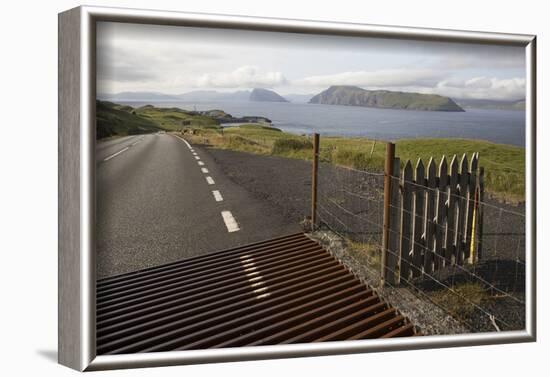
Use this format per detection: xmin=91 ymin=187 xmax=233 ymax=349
xmin=208 ymin=147 xmax=526 ymax=333
xmin=208 ymin=149 xmax=313 ymax=226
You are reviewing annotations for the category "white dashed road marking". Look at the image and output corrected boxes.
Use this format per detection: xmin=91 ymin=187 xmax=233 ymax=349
xmin=221 ymin=211 xmax=240 ymax=232
xmin=212 ymin=190 xmax=223 ymax=202
xmin=103 ymin=147 xmax=129 ymax=162
xmin=103 ymin=135 xmax=146 ymax=162
xmin=175 ymin=134 xmax=241 ymax=234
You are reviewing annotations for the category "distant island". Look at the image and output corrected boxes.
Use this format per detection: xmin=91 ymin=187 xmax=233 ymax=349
xmin=249 ymin=88 xmax=288 ymax=102
xmin=455 ymin=98 xmax=525 ymax=111
xmin=177 ymin=90 xmax=250 ymax=102
xmin=100 ymin=88 xmax=289 ymax=103
xmin=98 ymin=87 xmax=525 ymax=112
xmin=309 ymin=85 xmax=465 ymax=112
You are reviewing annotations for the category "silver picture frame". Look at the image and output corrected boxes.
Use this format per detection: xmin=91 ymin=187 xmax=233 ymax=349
xmin=58 ymin=5 xmax=537 ymax=371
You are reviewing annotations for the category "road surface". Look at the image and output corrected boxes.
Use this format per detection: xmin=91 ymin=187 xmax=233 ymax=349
xmin=96 ymin=133 xmax=300 ymax=278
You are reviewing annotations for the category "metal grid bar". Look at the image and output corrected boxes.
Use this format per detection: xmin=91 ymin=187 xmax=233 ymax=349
xmin=97 ymin=233 xmax=417 ymax=354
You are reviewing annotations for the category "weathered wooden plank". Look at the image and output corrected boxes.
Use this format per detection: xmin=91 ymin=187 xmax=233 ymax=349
xmin=465 ymin=153 xmax=478 ymax=262
xmin=411 ymin=159 xmax=425 ymax=277
xmin=399 ymin=161 xmax=413 ymax=282
xmin=311 ymin=133 xmax=320 ymax=230
xmin=445 ymin=155 xmax=459 ymax=263
xmin=381 ymin=143 xmax=396 ymax=286
xmin=386 ymin=157 xmax=401 ymax=285
xmin=455 ymin=154 xmax=469 ymax=265
xmin=434 ymin=156 xmax=448 ymax=269
xmin=477 ymin=166 xmax=485 ymax=260
xmin=423 ymin=158 xmax=437 ymax=274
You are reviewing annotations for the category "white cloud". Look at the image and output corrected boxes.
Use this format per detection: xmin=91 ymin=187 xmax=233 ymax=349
xmin=435 ymin=51 xmax=525 ymax=70
xmin=194 ymin=66 xmax=287 ymax=88
xmin=292 ymin=70 xmax=525 ymax=100
xmin=96 ymin=22 xmax=526 ymax=100
xmin=434 ymin=77 xmax=525 ymax=100
xmin=294 ymin=69 xmax=444 ymax=89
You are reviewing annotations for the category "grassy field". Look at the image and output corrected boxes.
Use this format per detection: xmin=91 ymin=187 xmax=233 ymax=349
xmin=181 ymin=124 xmax=525 ymax=202
xmin=134 ymin=105 xmax=219 ymax=130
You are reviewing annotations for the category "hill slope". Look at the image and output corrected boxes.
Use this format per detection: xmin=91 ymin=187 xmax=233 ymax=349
xmin=96 ymin=101 xmax=162 ymax=139
xmin=309 ymin=85 xmax=464 ymax=112
xmin=96 ymin=100 xmax=220 ymax=139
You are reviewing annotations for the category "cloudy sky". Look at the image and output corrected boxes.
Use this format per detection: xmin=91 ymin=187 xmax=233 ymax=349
xmin=97 ymin=22 xmax=526 ymax=100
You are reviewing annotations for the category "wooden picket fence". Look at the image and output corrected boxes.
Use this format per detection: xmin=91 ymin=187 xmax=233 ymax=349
xmin=383 ymin=152 xmax=485 ymax=285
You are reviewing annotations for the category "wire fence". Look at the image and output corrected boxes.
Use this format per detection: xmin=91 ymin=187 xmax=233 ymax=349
xmin=315 ymin=151 xmax=525 ymax=334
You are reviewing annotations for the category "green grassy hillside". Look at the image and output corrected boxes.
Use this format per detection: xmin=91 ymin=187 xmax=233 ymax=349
xmin=96 ymin=100 xmax=220 ymax=139
xmin=96 ymin=101 xmax=161 ymax=139
xmin=134 ymin=105 xmax=219 ymax=130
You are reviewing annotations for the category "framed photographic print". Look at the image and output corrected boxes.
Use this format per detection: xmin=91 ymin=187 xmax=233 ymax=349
xmin=58 ymin=5 xmax=536 ymax=371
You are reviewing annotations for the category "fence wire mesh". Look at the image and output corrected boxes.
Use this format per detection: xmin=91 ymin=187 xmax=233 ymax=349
xmin=315 ymin=149 xmax=525 ymax=334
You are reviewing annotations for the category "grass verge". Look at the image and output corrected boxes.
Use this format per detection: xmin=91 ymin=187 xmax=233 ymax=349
xmin=180 ymin=125 xmax=525 ymax=202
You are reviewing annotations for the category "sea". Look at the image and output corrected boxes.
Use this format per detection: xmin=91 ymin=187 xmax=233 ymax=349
xmin=119 ymin=101 xmax=526 ymax=147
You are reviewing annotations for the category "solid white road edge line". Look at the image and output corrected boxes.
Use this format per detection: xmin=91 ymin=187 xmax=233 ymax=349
xmin=206 ymin=176 xmax=215 ymax=185
xmin=212 ymin=190 xmax=223 ymax=202
xmin=221 ymin=210 xmax=240 ymax=232
xmin=103 ymin=146 xmax=129 ymax=162
xmin=175 ymin=135 xmax=193 ymax=149
xmin=201 ymin=167 xmax=209 ymax=173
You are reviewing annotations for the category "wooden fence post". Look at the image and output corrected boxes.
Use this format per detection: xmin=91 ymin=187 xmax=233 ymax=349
xmin=311 ymin=133 xmax=320 ymax=231
xmin=386 ymin=157 xmax=401 ymax=285
xmin=381 ymin=142 xmax=396 ymax=287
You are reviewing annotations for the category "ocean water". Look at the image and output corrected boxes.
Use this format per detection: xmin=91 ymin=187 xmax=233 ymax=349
xmin=120 ymin=101 xmax=526 ymax=147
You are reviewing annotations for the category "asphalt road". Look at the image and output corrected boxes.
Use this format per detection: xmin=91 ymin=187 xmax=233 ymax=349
xmin=96 ymin=133 xmax=300 ymax=278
